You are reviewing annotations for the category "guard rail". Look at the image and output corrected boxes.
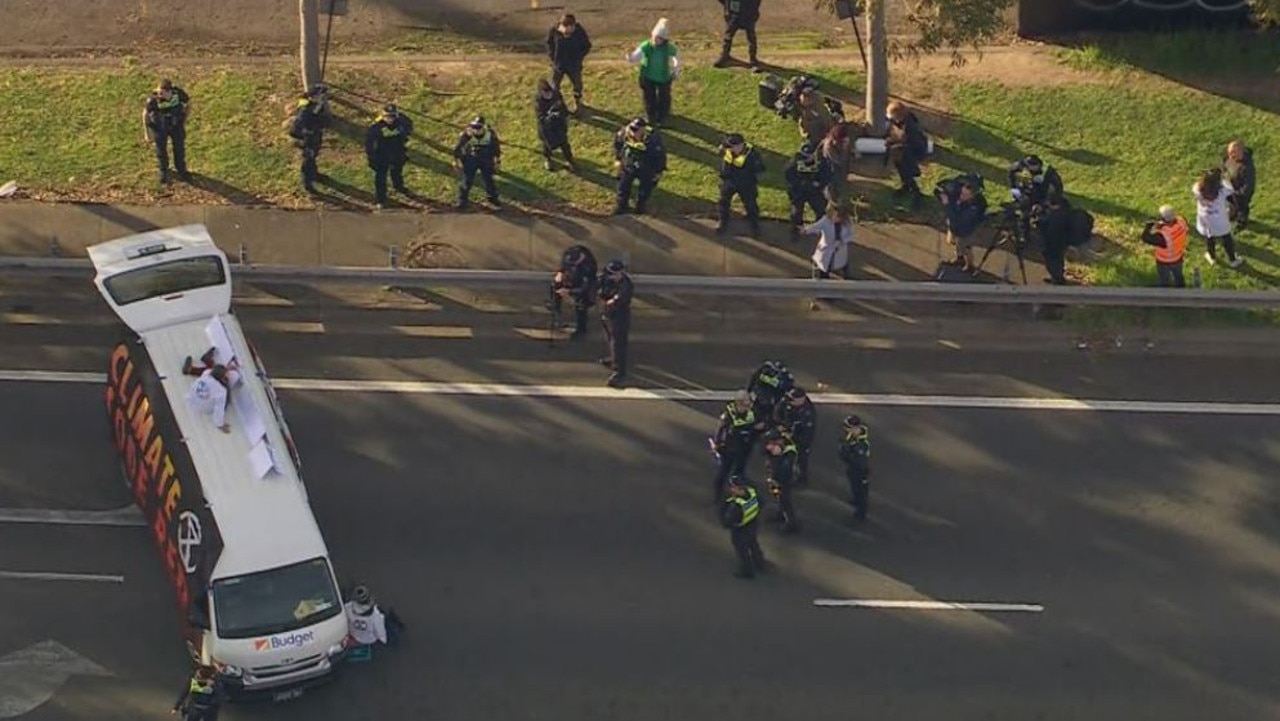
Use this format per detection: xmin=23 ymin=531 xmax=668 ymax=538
xmin=2 ymin=256 xmax=1279 ymax=310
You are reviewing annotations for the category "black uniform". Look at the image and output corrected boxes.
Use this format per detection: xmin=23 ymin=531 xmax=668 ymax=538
xmin=1036 ymin=198 xmax=1073 ymax=285
xmin=747 ymin=361 xmax=794 ymax=418
xmin=549 ymin=244 xmax=597 ymax=337
xmin=364 ymin=110 xmax=413 ymax=206
xmin=1008 ymin=157 xmax=1065 ymax=208
xmin=144 ymin=84 xmax=190 ymax=183
xmin=173 ymin=675 xmax=223 ymax=721
xmin=717 ymin=0 xmax=762 ymax=67
xmin=774 ymin=393 xmax=816 ymax=485
xmin=289 ymin=94 xmax=329 ymax=193
xmin=613 ymin=122 xmax=667 ymax=215
xmin=839 ymin=425 xmax=871 ymax=520
xmin=718 ymin=141 xmax=765 ymax=235
xmin=720 ymin=484 xmax=765 ymax=578
xmin=765 ymin=433 xmax=800 ymax=533
xmin=454 ymin=122 xmax=502 ymax=209
xmin=535 ymin=88 xmax=576 ymax=169
xmin=784 ymin=146 xmax=831 ymax=230
xmin=598 ymin=267 xmax=633 ymax=386
xmin=885 ymin=110 xmax=928 ymax=207
xmin=711 ymin=401 xmax=761 ymax=503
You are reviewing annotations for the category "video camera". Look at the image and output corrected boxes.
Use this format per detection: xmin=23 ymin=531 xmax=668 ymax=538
xmin=770 ymin=75 xmax=845 ymax=121
xmin=934 ymin=173 xmax=985 ymax=205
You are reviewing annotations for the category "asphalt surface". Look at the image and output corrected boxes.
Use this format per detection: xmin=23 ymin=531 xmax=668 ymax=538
xmin=2 ymin=280 xmax=1280 ymax=720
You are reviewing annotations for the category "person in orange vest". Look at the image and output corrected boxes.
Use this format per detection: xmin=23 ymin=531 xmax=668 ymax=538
xmin=1141 ymin=205 xmax=1189 ymax=288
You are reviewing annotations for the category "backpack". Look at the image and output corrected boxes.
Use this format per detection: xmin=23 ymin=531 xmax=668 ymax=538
xmin=1067 ymin=208 xmax=1094 ymax=246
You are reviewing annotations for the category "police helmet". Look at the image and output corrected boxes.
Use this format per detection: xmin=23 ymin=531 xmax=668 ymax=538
xmin=762 ymin=359 xmax=786 ymax=375
xmin=627 ymin=117 xmax=647 ymax=133
xmin=843 ymin=414 xmax=862 ymax=429
xmin=469 ymin=115 xmax=486 ymax=130
xmin=785 ymin=386 xmax=807 ymax=401
xmin=1024 ymin=155 xmax=1044 ymax=171
xmin=383 ymin=103 xmax=399 ymax=117
xmin=799 ymin=141 xmax=817 ymax=157
xmin=604 ymin=259 xmax=625 ymax=274
xmin=724 ymin=132 xmax=745 ymax=147
xmin=351 ymin=585 xmax=372 ymax=605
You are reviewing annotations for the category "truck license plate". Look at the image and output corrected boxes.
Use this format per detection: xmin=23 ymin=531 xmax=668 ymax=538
xmin=273 ymin=688 xmax=305 ymax=702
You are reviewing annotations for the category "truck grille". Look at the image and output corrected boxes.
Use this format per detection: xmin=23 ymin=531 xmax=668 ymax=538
xmin=251 ymin=654 xmax=323 ymax=678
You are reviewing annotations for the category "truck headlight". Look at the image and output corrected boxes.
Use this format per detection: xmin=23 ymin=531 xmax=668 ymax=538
xmin=327 ymin=636 xmax=350 ymax=657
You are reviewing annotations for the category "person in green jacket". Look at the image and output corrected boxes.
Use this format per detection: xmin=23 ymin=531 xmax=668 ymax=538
xmin=626 ymin=17 xmax=681 ymax=127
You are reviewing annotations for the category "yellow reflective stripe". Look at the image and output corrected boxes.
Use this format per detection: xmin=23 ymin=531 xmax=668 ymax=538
xmin=737 ymin=491 xmax=760 ymax=525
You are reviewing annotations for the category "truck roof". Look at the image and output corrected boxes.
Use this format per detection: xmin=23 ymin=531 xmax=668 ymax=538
xmin=89 ymin=225 xmax=330 ymax=581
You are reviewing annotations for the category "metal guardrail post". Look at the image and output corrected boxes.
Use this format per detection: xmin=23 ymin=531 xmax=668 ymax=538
xmin=3 ymin=256 xmax=1280 ymax=310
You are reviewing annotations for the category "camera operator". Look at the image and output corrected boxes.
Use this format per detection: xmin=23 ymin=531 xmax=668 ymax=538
xmin=1008 ymin=155 xmax=1064 ymax=241
xmin=937 ymin=176 xmax=988 ymax=274
xmin=796 ymin=86 xmax=836 ymax=145
xmin=1141 ymin=205 xmax=1190 ymax=288
xmin=548 ymin=244 xmax=598 ymax=339
xmin=1036 ymin=194 xmax=1073 ymax=285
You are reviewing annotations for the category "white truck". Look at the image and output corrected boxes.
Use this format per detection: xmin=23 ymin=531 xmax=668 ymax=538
xmin=89 ymin=224 xmax=349 ymax=700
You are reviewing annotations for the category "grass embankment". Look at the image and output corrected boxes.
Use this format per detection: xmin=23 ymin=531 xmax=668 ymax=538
xmin=0 ymin=30 xmax=1276 ymax=291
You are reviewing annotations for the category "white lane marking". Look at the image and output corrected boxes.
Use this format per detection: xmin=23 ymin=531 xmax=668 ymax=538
xmin=0 ymin=571 xmax=124 ymax=584
xmin=1 ymin=370 xmax=1278 ymax=415
xmin=0 ymin=640 xmax=112 ymax=719
xmin=252 ymin=320 xmax=326 ymax=334
xmin=0 ymin=313 xmax=68 ymax=326
xmin=0 ymin=505 xmax=144 ymax=527
xmin=391 ymin=325 xmax=474 ymax=339
xmin=814 ymin=599 xmax=1044 ymax=613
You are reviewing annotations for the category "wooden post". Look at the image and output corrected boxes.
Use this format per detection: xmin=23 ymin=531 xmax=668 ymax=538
xmin=300 ymin=0 xmax=321 ymax=90
xmin=864 ymin=0 xmax=888 ymax=135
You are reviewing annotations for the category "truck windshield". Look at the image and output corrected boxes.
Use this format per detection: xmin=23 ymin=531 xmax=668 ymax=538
xmin=103 ymin=254 xmax=225 ymax=305
xmin=210 ymin=557 xmax=341 ymax=639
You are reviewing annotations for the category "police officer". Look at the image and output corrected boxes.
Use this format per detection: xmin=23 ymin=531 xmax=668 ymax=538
xmin=714 ymin=0 xmax=762 ymax=70
xmin=762 ymin=427 xmax=800 ymax=533
xmin=535 ymin=78 xmax=576 ymax=172
xmin=747 ymin=359 xmax=794 ymax=417
xmin=364 ymin=103 xmax=413 ymax=209
xmin=171 ymin=665 xmax=222 ymax=720
xmin=613 ymin=117 xmax=667 ymax=215
xmin=289 ymin=83 xmax=329 ymax=194
xmin=453 ymin=116 xmax=502 ymax=210
xmin=142 ymin=78 xmax=190 ymax=184
xmin=1008 ymin=154 xmax=1065 ymax=240
xmin=549 ymin=243 xmax=598 ymax=339
xmin=717 ymin=133 xmax=765 ymax=237
xmin=597 ymin=259 xmax=633 ymax=388
xmin=774 ymin=386 xmax=816 ymax=486
xmin=710 ymin=391 xmax=766 ymax=503
xmin=784 ymin=141 xmax=831 ymax=239
xmin=838 ymin=414 xmax=871 ymax=521
xmin=720 ymin=475 xmax=765 ymax=579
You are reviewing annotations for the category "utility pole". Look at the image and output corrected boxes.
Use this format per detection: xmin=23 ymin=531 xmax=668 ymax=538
xmin=864 ymin=0 xmax=889 ymax=134
xmin=300 ymin=0 xmax=321 ymax=90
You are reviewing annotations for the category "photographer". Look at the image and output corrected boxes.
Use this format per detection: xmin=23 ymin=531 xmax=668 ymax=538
xmin=1141 ymin=205 xmax=1189 ymax=288
xmin=937 ymin=176 xmax=988 ymax=274
xmin=796 ymin=86 xmax=836 ymax=145
xmin=549 ymin=244 xmax=598 ymax=339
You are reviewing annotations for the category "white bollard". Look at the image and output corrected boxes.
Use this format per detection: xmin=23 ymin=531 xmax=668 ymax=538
xmin=853 ymin=137 xmax=935 ymax=158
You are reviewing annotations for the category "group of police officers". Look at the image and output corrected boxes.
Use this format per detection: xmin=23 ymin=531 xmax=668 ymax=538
xmin=712 ymin=359 xmax=872 ymax=579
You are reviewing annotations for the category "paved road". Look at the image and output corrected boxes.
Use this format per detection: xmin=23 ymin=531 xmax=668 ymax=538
xmin=2 ymin=281 xmax=1280 ymax=720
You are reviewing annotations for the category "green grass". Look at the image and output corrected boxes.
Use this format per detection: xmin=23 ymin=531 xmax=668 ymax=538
xmin=1056 ymin=29 xmax=1280 ymax=77
xmin=931 ymin=80 xmax=1280 ymax=290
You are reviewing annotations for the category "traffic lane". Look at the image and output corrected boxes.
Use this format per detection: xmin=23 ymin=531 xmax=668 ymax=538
xmin=4 ymin=308 xmax=1280 ymax=405
xmin=0 ymin=384 xmax=129 ymax=509
xmin=276 ymin=391 xmax=1280 ymax=720
xmin=0 ymin=525 xmax=191 ymax=721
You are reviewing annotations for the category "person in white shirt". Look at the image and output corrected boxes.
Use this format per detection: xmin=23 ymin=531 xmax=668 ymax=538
xmin=1192 ymin=168 xmax=1242 ymax=268
xmin=182 ymin=348 xmax=241 ymax=434
xmin=345 ymin=585 xmax=405 ymax=647
xmin=802 ymin=204 xmax=854 ymax=280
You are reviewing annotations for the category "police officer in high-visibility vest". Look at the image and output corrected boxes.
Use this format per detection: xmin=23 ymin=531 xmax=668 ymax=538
xmin=762 ymin=427 xmax=800 ymax=533
xmin=1141 ymin=204 xmax=1190 ymax=288
xmin=720 ymin=475 xmax=766 ymax=578
xmin=171 ymin=665 xmax=222 ymax=720
xmin=747 ymin=359 xmax=794 ymax=420
xmin=717 ymin=133 xmax=765 ymax=237
xmin=364 ymin=103 xmax=414 ymax=209
xmin=453 ymin=116 xmax=503 ymax=210
xmin=710 ymin=391 xmax=766 ymax=504
xmin=612 ymin=117 xmax=667 ymax=215
xmin=288 ymin=83 xmax=330 ymax=194
xmin=143 ymin=78 xmax=191 ymax=184
xmin=838 ymin=414 xmax=871 ymax=521
xmin=784 ymin=141 xmax=831 ymax=239
xmin=774 ymin=386 xmax=816 ymax=486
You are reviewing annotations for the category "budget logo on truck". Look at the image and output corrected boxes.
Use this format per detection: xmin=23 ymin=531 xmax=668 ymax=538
xmin=253 ymin=630 xmax=316 ymax=652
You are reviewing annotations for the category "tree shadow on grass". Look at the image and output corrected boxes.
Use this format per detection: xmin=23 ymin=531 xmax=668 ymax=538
xmin=366 ymin=0 xmax=546 ymax=52
xmin=187 ymin=172 xmax=273 ymax=206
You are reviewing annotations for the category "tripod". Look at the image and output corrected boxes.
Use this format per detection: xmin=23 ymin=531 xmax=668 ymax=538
xmin=976 ymin=202 xmax=1029 ymax=285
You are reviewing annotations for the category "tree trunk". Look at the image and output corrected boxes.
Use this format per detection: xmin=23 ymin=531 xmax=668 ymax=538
xmin=864 ymin=0 xmax=889 ymax=135
xmin=300 ymin=0 xmax=321 ymax=90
